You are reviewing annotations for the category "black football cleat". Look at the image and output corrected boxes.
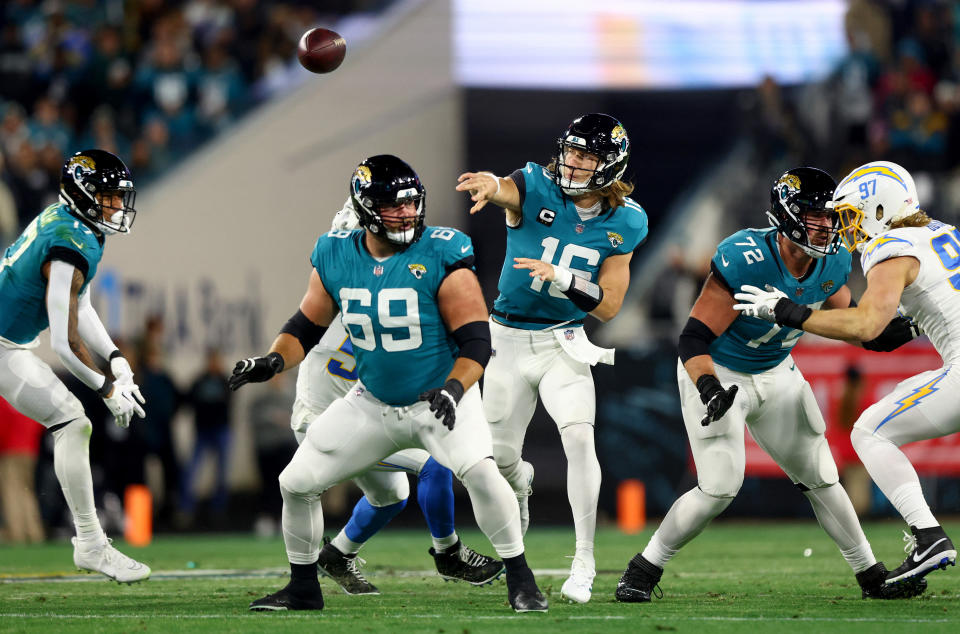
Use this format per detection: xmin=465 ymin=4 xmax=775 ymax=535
xmin=615 ymin=553 xmax=663 ymax=603
xmin=506 ymin=568 xmax=548 ymax=613
xmin=317 ymin=537 xmax=380 ymax=595
xmin=885 ymin=525 xmax=957 ymax=583
xmin=857 ymin=562 xmax=927 ymax=599
xmin=429 ymin=540 xmax=505 ymax=586
xmin=249 ymin=582 xmax=325 ymax=611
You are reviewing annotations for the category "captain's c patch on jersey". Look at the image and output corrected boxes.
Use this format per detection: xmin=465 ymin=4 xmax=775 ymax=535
xmin=537 ymin=208 xmax=556 ymax=226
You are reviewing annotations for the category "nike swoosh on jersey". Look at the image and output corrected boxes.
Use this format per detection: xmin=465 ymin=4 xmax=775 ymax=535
xmin=721 ymin=254 xmax=729 ymax=267
xmin=912 ymin=538 xmax=949 ymax=563
xmin=70 ymin=238 xmax=85 ymax=250
xmin=461 ymin=245 xmax=470 ymax=253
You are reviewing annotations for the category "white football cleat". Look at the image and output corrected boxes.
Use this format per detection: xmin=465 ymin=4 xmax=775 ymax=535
xmin=516 ymin=461 xmax=534 ymax=537
xmin=560 ymin=553 xmax=596 ymax=604
xmin=73 ymin=537 xmax=151 ymax=584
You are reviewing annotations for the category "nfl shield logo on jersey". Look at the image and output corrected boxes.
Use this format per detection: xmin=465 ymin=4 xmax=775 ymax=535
xmin=564 ymin=329 xmax=575 ymax=341
xmin=575 ymin=224 xmax=585 ymax=234
xmin=373 ymin=265 xmax=384 ymax=277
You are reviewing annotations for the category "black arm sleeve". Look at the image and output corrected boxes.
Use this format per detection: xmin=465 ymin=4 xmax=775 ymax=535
xmin=508 ymin=169 xmax=526 ymax=208
xmin=44 ymin=246 xmax=89 ymax=281
xmin=678 ymin=316 xmax=718 ymax=364
xmin=279 ymin=309 xmax=327 ymax=355
xmin=451 ymin=320 xmax=491 ymax=367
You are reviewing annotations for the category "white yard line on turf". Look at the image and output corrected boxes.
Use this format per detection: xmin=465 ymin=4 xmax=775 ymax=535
xmin=0 ymin=568 xmax=575 ymax=584
xmin=0 ymin=614 xmax=954 ymax=623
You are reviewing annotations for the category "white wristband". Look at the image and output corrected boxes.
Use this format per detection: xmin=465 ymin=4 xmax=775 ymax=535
xmin=551 ymin=266 xmax=574 ymax=292
xmin=479 ymin=172 xmax=501 ymax=196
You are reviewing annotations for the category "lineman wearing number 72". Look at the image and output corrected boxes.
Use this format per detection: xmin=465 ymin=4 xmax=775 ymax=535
xmin=614 ymin=167 xmax=926 ymax=602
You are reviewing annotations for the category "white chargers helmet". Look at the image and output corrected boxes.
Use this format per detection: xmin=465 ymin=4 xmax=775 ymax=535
xmin=832 ymin=161 xmax=920 ymax=252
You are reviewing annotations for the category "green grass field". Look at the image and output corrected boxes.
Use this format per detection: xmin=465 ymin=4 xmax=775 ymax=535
xmin=1 ymin=521 xmax=958 ymax=633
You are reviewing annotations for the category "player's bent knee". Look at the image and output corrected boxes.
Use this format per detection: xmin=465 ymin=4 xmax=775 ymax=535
xmin=354 ymin=471 xmax=410 ymax=507
xmin=559 ymin=422 xmax=595 ymax=456
xmin=278 ymin=462 xmax=321 ymax=497
xmin=51 ymin=416 xmax=92 ymax=444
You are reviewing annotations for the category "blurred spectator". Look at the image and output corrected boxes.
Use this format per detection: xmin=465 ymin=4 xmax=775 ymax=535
xmin=0 ymin=152 xmax=17 ymax=247
xmin=835 ymin=365 xmax=871 ymax=516
xmin=181 ymin=347 xmax=233 ymax=520
xmin=6 ymin=139 xmax=54 ymax=227
xmin=248 ymin=374 xmax=297 ymax=537
xmin=0 ymin=397 xmax=45 ymax=544
xmin=196 ymin=42 xmax=246 ymax=137
xmin=136 ymin=339 xmax=184 ymax=530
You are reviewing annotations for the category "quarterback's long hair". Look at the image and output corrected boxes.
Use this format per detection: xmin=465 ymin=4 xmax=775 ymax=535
xmin=546 ymin=158 xmax=635 ymax=210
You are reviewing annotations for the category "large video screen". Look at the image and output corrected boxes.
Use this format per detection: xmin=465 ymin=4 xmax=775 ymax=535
xmin=454 ymin=0 xmax=847 ymax=89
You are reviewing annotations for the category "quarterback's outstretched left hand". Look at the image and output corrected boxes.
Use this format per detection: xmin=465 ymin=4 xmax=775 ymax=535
xmin=419 ymin=378 xmax=465 ymax=430
xmin=229 ymin=352 xmax=284 ymax=390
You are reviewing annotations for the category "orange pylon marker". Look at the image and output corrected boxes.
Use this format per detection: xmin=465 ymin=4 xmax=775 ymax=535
xmin=617 ymin=479 xmax=646 ymax=534
xmin=124 ymin=484 xmax=152 ymax=547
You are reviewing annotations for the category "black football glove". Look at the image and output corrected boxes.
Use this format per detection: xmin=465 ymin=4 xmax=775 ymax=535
xmin=696 ymin=374 xmax=738 ymax=426
xmin=419 ymin=378 xmax=465 ymax=431
xmin=228 ymin=352 xmax=284 ymax=391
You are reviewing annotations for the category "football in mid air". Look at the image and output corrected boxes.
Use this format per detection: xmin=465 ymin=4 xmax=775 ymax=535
xmin=297 ymin=28 xmax=346 ymax=74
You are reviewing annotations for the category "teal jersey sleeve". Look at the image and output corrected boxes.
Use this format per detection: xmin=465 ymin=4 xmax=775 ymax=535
xmin=0 ymin=204 xmax=104 ymax=344
xmin=709 ymin=228 xmax=851 ymax=374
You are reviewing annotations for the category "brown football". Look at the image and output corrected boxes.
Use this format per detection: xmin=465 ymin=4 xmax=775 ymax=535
xmin=297 ymin=28 xmax=346 ymax=74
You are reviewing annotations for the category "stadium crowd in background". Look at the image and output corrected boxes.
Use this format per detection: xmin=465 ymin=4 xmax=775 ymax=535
xmin=743 ymin=0 xmax=960 ymax=226
xmin=0 ymin=0 xmax=392 ymax=241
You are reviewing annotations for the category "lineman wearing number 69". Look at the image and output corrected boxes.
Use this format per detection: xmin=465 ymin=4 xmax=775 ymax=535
xmin=615 ymin=167 xmax=926 ymax=602
xmin=230 ymin=155 xmax=546 ymax=613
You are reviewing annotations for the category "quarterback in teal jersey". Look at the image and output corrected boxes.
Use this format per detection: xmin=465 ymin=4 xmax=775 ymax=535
xmin=615 ymin=167 xmax=925 ymax=603
xmin=0 ymin=149 xmax=150 ymax=582
xmin=229 ymin=155 xmax=546 ymax=613
xmin=457 ymin=113 xmax=647 ymax=603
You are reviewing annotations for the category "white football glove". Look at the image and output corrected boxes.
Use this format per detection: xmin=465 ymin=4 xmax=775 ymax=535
xmin=102 ymin=383 xmax=145 ymax=429
xmin=732 ymin=284 xmax=788 ymax=322
xmin=331 ymin=197 xmax=361 ymax=231
xmin=110 ymin=354 xmax=146 ymax=408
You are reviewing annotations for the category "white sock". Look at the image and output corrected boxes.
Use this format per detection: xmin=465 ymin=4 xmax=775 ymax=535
xmin=561 ymin=424 xmax=601 ymax=553
xmin=331 ymin=532 xmax=364 ymax=555
xmin=644 ymin=487 xmax=732 ymax=567
xmin=461 ymin=459 xmax=523 ymax=559
xmin=432 ymin=532 xmax=459 ymax=552
xmin=279 ymin=484 xmax=323 ymax=565
xmin=641 ymin=533 xmax=678 ymax=569
xmin=803 ymin=484 xmax=876 ymax=574
xmin=52 ymin=418 xmax=105 ymax=545
xmin=890 ymin=483 xmax=938 ymax=529
xmin=852 ymin=428 xmax=938 ymax=529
